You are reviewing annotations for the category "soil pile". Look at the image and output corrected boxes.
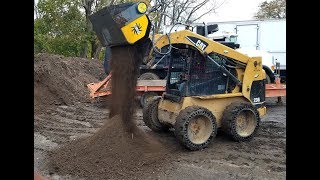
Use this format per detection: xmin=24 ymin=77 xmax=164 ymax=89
xmin=47 ymin=45 xmax=171 ymax=179
xmin=34 ymin=53 xmax=105 ymax=109
xmin=48 ymin=115 xmax=169 ymax=179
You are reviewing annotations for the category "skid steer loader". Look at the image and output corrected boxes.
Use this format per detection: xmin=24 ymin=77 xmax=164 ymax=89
xmin=89 ymin=0 xmax=266 ymax=151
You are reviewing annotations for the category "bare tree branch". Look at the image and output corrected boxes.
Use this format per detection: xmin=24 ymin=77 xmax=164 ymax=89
xmin=150 ymin=0 xmax=225 ymax=32
xmin=185 ymin=0 xmax=209 ymax=23
xmin=190 ymin=0 xmax=225 ymax=23
xmin=175 ymin=0 xmax=191 ymax=23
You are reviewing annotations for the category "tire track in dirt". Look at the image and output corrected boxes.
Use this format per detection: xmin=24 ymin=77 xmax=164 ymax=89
xmin=35 ymin=101 xmax=286 ymax=180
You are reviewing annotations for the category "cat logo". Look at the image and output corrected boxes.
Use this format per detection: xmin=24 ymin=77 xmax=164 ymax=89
xmin=195 ymin=40 xmax=207 ymax=51
xmin=131 ymin=23 xmax=142 ymax=35
xmin=185 ymin=36 xmax=209 ymax=51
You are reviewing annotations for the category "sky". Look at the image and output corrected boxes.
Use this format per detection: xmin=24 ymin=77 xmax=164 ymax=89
xmin=198 ymin=0 xmax=270 ymax=23
xmin=34 ymin=0 xmax=270 ymax=22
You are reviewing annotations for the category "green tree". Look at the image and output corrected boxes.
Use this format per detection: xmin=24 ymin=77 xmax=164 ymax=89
xmin=34 ymin=0 xmax=112 ymax=58
xmin=34 ymin=0 xmax=88 ymax=57
xmin=34 ymin=0 xmax=224 ymax=57
xmin=255 ymin=0 xmax=286 ymax=19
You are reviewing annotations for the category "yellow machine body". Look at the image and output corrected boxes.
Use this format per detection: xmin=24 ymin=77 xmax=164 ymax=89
xmin=151 ymin=30 xmax=266 ymax=127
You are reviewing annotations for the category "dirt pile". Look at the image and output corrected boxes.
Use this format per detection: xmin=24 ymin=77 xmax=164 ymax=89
xmin=47 ymin=115 xmax=169 ymax=179
xmin=34 ymin=53 xmax=105 ymax=109
xmin=47 ymin=45 xmax=171 ymax=179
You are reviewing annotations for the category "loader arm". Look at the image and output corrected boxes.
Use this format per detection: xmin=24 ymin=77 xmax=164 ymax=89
xmin=153 ymin=30 xmax=251 ymax=65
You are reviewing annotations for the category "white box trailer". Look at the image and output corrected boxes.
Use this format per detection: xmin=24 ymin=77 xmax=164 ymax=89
xmin=163 ymin=19 xmax=286 ymax=81
xmin=207 ymin=19 xmax=286 ymax=74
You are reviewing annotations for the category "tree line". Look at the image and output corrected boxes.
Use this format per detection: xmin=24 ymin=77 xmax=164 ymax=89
xmin=34 ymin=0 xmax=285 ymax=59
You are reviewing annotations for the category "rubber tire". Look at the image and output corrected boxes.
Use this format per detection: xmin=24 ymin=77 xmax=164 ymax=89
xmin=221 ymin=102 xmax=260 ymax=142
xmin=143 ymin=97 xmax=169 ymax=132
xmin=139 ymin=72 xmax=160 ymax=80
xmin=140 ymin=92 xmax=158 ymax=108
xmin=265 ymin=73 xmax=271 ymax=84
xmin=174 ymin=106 xmax=217 ymax=151
xmin=263 ymin=66 xmax=275 ymax=83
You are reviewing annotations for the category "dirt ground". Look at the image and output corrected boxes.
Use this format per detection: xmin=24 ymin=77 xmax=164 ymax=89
xmin=34 ymin=54 xmax=286 ymax=180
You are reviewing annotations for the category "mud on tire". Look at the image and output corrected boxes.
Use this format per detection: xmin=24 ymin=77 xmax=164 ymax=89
xmin=140 ymin=92 xmax=158 ymax=108
xmin=142 ymin=97 xmax=169 ymax=132
xmin=221 ymin=102 xmax=260 ymax=142
xmin=174 ymin=106 xmax=217 ymax=151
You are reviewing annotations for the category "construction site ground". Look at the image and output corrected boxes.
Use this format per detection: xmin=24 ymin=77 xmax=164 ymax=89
xmin=34 ymin=53 xmax=286 ymax=180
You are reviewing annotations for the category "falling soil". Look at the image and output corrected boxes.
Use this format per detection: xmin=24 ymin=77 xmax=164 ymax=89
xmin=109 ymin=46 xmax=143 ymax=131
xmin=47 ymin=44 xmax=171 ymax=179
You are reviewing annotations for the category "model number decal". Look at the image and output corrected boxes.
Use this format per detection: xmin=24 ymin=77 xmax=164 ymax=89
xmin=253 ymin=97 xmax=260 ymax=103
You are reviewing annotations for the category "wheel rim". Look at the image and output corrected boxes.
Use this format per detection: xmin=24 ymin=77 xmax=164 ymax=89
xmin=187 ymin=116 xmax=213 ymax=144
xmin=235 ymin=110 xmax=257 ymax=137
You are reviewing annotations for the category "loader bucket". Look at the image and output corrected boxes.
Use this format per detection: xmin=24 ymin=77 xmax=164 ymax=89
xmin=89 ymin=2 xmax=151 ymax=47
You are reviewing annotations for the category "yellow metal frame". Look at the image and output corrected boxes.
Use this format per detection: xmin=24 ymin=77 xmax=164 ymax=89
xmin=153 ymin=30 xmax=251 ymax=64
xmin=158 ymin=96 xmax=266 ymax=127
xmin=242 ymin=57 xmax=265 ymax=102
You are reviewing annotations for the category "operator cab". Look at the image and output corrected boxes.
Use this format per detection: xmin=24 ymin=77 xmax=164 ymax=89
xmin=162 ymin=44 xmax=238 ymax=102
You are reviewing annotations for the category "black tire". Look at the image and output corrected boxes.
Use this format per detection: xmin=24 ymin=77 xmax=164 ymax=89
xmin=139 ymin=72 xmax=160 ymax=80
xmin=265 ymin=73 xmax=271 ymax=84
xmin=142 ymin=97 xmax=169 ymax=132
xmin=221 ymin=102 xmax=260 ymax=142
xmin=174 ymin=106 xmax=217 ymax=151
xmin=262 ymin=66 xmax=275 ymax=84
xmin=140 ymin=92 xmax=158 ymax=108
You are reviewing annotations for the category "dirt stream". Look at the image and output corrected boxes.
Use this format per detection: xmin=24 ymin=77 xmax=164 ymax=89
xmin=34 ymin=53 xmax=286 ymax=180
